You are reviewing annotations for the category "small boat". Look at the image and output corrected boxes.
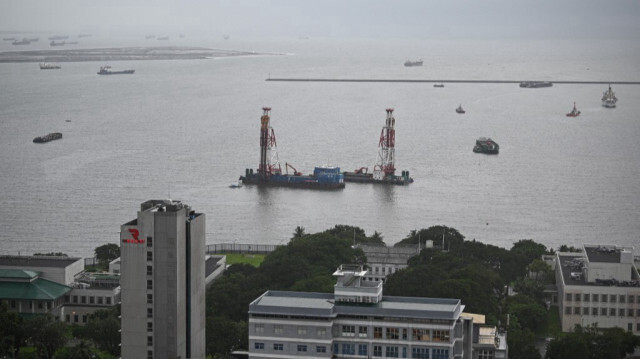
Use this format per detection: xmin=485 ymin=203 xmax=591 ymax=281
xmin=3 ymin=37 xmax=16 ymax=41
xmin=157 ymin=36 xmax=169 ymax=40
xmin=50 ymin=40 xmax=65 ymax=46
xmin=434 ymin=83 xmax=445 ymax=88
xmin=601 ymin=84 xmax=618 ymax=108
xmin=456 ymin=105 xmax=465 ymax=114
xmin=473 ymin=137 xmax=499 ymax=154
xmin=39 ymin=63 xmax=61 ymax=70
xmin=229 ymin=180 xmax=243 ymax=188
xmin=97 ymin=66 xmax=135 ymax=75
xmin=566 ymin=102 xmax=581 ymax=117
xmin=404 ymin=59 xmax=423 ymax=67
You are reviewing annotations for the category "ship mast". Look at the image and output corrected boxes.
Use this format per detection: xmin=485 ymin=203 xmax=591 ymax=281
xmin=258 ymin=107 xmax=281 ymax=178
xmin=375 ymin=108 xmax=396 ymax=178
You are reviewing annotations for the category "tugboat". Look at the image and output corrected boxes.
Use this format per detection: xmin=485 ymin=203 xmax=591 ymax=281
xmin=473 ymin=137 xmax=499 ymax=154
xmin=601 ymin=85 xmax=618 ymax=108
xmin=566 ymin=102 xmax=581 ymax=117
xmin=456 ymin=105 xmax=465 ymax=114
xmin=97 ymin=66 xmax=135 ymax=75
xmin=404 ymin=59 xmax=423 ymax=67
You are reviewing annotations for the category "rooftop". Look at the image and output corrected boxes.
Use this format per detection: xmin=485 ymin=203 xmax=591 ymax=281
xmin=249 ymin=290 xmax=463 ymax=321
xmin=0 ymin=255 xmax=82 ymax=268
xmin=584 ymin=245 xmax=621 ymax=263
xmin=558 ymin=253 xmax=639 ymax=287
xmin=0 ymin=270 xmax=71 ymax=300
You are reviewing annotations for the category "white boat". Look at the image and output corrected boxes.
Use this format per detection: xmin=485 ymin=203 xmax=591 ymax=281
xmin=601 ymin=85 xmax=618 ymax=108
xmin=229 ymin=180 xmax=243 ymax=188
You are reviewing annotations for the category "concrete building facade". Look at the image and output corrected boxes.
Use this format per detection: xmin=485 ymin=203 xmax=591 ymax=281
xmin=555 ymin=244 xmax=640 ymax=334
xmin=248 ymin=265 xmax=507 ymax=359
xmin=120 ymin=199 xmax=206 ymax=359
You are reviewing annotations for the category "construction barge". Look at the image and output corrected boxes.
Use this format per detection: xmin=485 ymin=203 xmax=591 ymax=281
xmin=239 ymin=107 xmax=345 ymax=190
xmin=342 ymin=109 xmax=413 ymax=185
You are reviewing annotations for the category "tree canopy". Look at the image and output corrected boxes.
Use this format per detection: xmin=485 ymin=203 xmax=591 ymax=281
xmin=94 ymin=243 xmax=120 ymax=266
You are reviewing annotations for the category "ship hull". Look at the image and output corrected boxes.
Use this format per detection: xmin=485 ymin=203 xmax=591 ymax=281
xmin=33 ymin=132 xmax=63 ymax=143
xmin=240 ymin=174 xmax=345 ymax=189
xmin=342 ymin=172 xmax=413 ymax=185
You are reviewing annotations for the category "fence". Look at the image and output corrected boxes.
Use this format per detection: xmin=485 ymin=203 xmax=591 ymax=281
xmin=205 ymin=243 xmax=281 ymax=255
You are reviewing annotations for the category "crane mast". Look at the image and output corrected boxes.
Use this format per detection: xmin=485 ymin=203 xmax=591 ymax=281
xmin=374 ymin=108 xmax=396 ymax=180
xmin=258 ymin=107 xmax=281 ymax=178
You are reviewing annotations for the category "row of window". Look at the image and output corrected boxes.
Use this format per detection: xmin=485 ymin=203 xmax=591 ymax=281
xmin=256 ymin=323 xmax=449 ymax=342
xmin=565 ymin=293 xmax=639 ymax=304
xmin=8 ymin=300 xmax=53 ymax=310
xmin=143 ymin=227 xmax=153 ymax=359
xmin=64 ymin=295 xmax=112 ymax=306
xmin=253 ymin=342 xmax=449 ymax=359
xmin=65 ymin=314 xmax=87 ymax=323
xmin=564 ymin=306 xmax=640 ymax=318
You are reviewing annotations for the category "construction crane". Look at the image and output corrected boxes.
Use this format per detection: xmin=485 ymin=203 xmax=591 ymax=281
xmin=285 ymin=162 xmax=302 ymax=176
xmin=257 ymin=107 xmax=281 ymax=178
xmin=373 ymin=108 xmax=396 ymax=181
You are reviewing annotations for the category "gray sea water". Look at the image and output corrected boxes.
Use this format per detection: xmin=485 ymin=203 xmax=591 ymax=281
xmin=1 ymin=36 xmax=639 ymax=257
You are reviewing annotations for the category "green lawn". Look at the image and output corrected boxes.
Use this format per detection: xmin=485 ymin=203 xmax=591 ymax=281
xmin=223 ymin=253 xmax=265 ymax=267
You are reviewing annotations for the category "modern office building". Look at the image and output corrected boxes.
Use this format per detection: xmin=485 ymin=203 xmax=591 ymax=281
xmin=555 ymin=244 xmax=640 ymax=334
xmin=120 ymin=199 xmax=206 ymax=359
xmin=248 ymin=264 xmax=507 ymax=359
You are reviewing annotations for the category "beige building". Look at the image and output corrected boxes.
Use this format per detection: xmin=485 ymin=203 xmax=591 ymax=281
xmin=555 ymin=244 xmax=640 ymax=334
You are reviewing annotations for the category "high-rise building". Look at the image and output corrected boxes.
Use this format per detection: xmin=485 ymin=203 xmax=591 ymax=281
xmin=120 ymin=200 xmax=206 ymax=359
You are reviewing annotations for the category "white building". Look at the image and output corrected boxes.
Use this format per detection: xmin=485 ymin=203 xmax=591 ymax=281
xmin=555 ymin=244 xmax=640 ymax=334
xmin=356 ymin=245 xmax=419 ymax=282
xmin=120 ymin=199 xmax=206 ymax=359
xmin=248 ymin=264 xmax=507 ymax=359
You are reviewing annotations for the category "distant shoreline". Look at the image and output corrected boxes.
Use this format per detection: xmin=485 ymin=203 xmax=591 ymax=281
xmin=0 ymin=46 xmax=273 ymax=63
xmin=266 ymin=78 xmax=640 ymax=85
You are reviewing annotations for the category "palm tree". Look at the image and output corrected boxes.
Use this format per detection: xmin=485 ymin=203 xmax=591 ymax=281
xmin=293 ymin=226 xmax=306 ymax=238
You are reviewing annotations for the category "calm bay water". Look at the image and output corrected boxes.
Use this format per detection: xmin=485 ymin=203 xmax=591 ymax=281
xmin=1 ymin=36 xmax=639 ymax=257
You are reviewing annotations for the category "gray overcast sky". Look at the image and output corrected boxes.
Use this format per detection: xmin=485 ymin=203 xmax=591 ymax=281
xmin=1 ymin=0 xmax=639 ymax=39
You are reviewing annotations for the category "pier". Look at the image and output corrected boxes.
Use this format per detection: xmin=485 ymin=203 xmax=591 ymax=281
xmin=266 ymin=78 xmax=640 ymax=85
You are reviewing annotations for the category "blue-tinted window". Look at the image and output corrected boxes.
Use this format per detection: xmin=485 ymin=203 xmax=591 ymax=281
xmin=342 ymin=344 xmax=355 ymax=355
xmin=358 ymin=344 xmax=368 ymax=356
xmin=432 ymin=348 xmax=449 ymax=359
xmin=297 ymin=345 xmax=307 ymax=352
xmin=412 ymin=347 xmax=429 ymax=359
xmin=273 ymin=344 xmax=283 ymax=351
xmin=254 ymin=343 xmax=264 ymax=350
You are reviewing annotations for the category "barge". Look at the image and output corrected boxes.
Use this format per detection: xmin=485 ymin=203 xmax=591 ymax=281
xmin=343 ymin=109 xmax=413 ymax=185
xmin=239 ymin=107 xmax=344 ymax=190
xmin=33 ymin=132 xmax=62 ymax=143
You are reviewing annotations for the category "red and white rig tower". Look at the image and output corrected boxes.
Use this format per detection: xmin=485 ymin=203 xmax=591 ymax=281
xmin=258 ymin=107 xmax=281 ymax=178
xmin=373 ymin=108 xmax=396 ymax=180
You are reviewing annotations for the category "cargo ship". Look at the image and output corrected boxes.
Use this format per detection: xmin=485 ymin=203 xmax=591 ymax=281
xmin=404 ymin=59 xmax=423 ymax=67
xmin=33 ymin=132 xmax=62 ymax=143
xmin=39 ymin=63 xmax=61 ymax=70
xmin=97 ymin=66 xmax=135 ymax=75
xmin=473 ymin=137 xmax=499 ymax=154
xmin=342 ymin=109 xmax=413 ymax=185
xmin=239 ymin=107 xmax=345 ymax=189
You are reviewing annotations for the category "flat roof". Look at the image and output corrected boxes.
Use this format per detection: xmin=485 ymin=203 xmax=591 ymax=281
xmin=558 ymin=253 xmax=637 ymax=287
xmin=0 ymin=269 xmax=40 ymax=279
xmin=584 ymin=246 xmax=621 ymax=263
xmin=0 ymin=255 xmax=82 ymax=268
xmin=249 ymin=290 xmax=462 ymax=321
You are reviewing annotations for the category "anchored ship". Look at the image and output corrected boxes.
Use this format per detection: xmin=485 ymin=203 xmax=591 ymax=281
xmin=342 ymin=109 xmax=413 ymax=185
xmin=97 ymin=66 xmax=135 ymax=75
xmin=39 ymin=63 xmax=61 ymax=70
xmin=519 ymin=81 xmax=552 ymax=88
xmin=404 ymin=59 xmax=423 ymax=67
xmin=239 ymin=107 xmax=345 ymax=189
xmin=456 ymin=105 xmax=465 ymax=114
xmin=473 ymin=137 xmax=499 ymax=154
xmin=33 ymin=132 xmax=62 ymax=143
xmin=601 ymin=85 xmax=617 ymax=108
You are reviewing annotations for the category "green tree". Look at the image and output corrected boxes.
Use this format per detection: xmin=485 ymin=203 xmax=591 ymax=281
xmin=205 ymin=317 xmax=247 ymax=358
xmin=293 ymin=226 xmax=306 ymax=238
xmin=511 ymin=239 xmax=549 ymax=264
xmin=94 ymin=243 xmax=120 ymax=267
xmin=24 ymin=314 xmax=68 ymax=359
xmin=527 ymin=259 xmax=553 ymax=283
xmin=82 ymin=308 xmax=121 ymax=356
xmin=395 ymin=225 xmax=465 ymax=249
xmin=507 ymin=316 xmax=542 ymax=359
xmin=0 ymin=302 xmax=24 ymax=357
